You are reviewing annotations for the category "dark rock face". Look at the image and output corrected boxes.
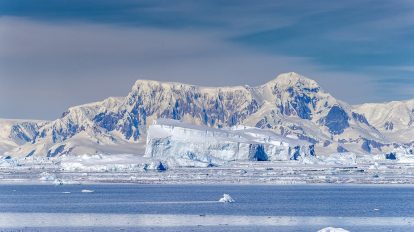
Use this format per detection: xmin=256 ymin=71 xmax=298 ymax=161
xmin=361 ymin=139 xmax=383 ymax=153
xmin=9 ymin=122 xmax=39 ymax=144
xmin=323 ymin=140 xmax=331 ymax=147
xmin=384 ymin=121 xmax=394 ymax=131
xmin=323 ymin=106 xmax=349 ymax=135
xmin=385 ymin=152 xmax=397 ymax=160
xmin=26 ymin=150 xmax=35 ymax=157
xmin=352 ymin=112 xmax=369 ymax=125
xmin=362 ymin=140 xmax=371 ymax=153
xmin=297 ymin=134 xmax=318 ymax=144
xmin=283 ymin=87 xmax=319 ymax=120
xmin=10 ymin=125 xmax=32 ymax=143
xmin=51 ymin=121 xmax=81 ymax=143
xmin=47 ymin=145 xmax=65 ymax=157
xmin=93 ymin=112 xmax=120 ymax=131
xmin=120 ymin=114 xmax=141 ymax=141
xmin=337 ymin=146 xmax=348 ymax=153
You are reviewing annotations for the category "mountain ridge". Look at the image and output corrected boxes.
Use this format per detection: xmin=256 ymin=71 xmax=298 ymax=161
xmin=2 ymin=72 xmax=414 ymax=158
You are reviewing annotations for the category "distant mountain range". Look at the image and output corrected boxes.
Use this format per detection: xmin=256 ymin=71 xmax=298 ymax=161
xmin=2 ymin=72 xmax=414 ymax=158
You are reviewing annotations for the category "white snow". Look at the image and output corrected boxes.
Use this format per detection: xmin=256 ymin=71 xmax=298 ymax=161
xmin=355 ymin=99 xmax=414 ymax=143
xmin=59 ymin=153 xmax=165 ymax=172
xmin=39 ymin=172 xmax=56 ymax=181
xmin=219 ymin=194 xmax=235 ymax=203
xmin=317 ymin=227 xmax=349 ymax=232
xmin=2 ymin=72 xmax=414 ymax=184
xmin=1 ymin=214 xmax=411 ymax=228
xmin=2 ymin=71 xmax=411 ymax=161
xmin=81 ymin=189 xmax=94 ymax=193
xmin=145 ymin=119 xmax=315 ymax=167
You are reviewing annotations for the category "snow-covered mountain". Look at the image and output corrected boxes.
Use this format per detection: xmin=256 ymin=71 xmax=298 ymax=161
xmin=0 ymin=119 xmax=48 ymax=156
xmin=2 ymin=72 xmax=413 ymax=158
xmin=355 ymin=100 xmax=414 ymax=144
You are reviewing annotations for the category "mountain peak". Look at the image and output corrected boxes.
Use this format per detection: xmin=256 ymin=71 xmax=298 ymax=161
xmin=5 ymin=71 xmax=413 ymax=158
xmin=131 ymin=72 xmax=320 ymax=92
xmin=267 ymin=72 xmax=320 ymax=90
xmin=132 ymin=79 xmax=166 ymax=89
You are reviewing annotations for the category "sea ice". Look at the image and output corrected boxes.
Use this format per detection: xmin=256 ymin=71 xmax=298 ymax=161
xmin=39 ymin=172 xmax=56 ymax=181
xmin=219 ymin=193 xmax=235 ymax=203
xmin=81 ymin=189 xmax=94 ymax=193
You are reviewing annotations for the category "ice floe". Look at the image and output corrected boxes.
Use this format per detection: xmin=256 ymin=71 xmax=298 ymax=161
xmin=81 ymin=189 xmax=94 ymax=193
xmin=317 ymin=227 xmax=349 ymax=232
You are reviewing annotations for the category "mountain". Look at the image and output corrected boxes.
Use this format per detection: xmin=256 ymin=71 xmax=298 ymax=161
xmin=1 ymin=72 xmax=413 ymax=158
xmin=355 ymin=100 xmax=414 ymax=144
xmin=0 ymin=119 xmax=48 ymax=156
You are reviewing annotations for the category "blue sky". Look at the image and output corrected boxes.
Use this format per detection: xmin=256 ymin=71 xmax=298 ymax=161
xmin=0 ymin=0 xmax=413 ymax=119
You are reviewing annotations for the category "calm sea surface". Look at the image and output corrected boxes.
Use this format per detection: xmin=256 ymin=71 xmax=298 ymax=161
xmin=0 ymin=184 xmax=413 ymax=231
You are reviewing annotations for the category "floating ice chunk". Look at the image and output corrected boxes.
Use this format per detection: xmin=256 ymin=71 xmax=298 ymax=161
xmin=81 ymin=189 xmax=94 ymax=193
xmin=39 ymin=172 xmax=56 ymax=181
xmin=369 ymin=162 xmax=383 ymax=170
xmin=144 ymin=161 xmax=167 ymax=172
xmin=219 ymin=194 xmax=235 ymax=203
xmin=317 ymin=227 xmax=349 ymax=232
xmin=53 ymin=179 xmax=64 ymax=186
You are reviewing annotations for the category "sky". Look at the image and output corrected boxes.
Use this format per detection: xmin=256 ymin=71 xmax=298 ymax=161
xmin=0 ymin=0 xmax=413 ymax=120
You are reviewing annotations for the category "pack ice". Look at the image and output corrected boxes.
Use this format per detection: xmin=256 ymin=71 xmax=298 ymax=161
xmin=145 ymin=119 xmax=315 ymax=167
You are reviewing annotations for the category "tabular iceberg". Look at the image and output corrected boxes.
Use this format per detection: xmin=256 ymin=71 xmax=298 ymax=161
xmin=145 ymin=119 xmax=315 ymax=167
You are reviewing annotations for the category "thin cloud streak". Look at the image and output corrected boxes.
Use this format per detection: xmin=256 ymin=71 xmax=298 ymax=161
xmin=0 ymin=0 xmax=413 ymax=119
xmin=0 ymin=17 xmax=378 ymax=119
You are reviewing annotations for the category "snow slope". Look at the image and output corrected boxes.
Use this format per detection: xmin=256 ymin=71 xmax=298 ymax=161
xmin=0 ymin=119 xmax=48 ymax=157
xmin=2 ymin=72 xmax=414 ymax=159
xmin=355 ymin=99 xmax=414 ymax=143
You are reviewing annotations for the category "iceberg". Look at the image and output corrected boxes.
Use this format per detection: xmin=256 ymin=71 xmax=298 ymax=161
xmin=317 ymin=227 xmax=349 ymax=232
xmin=39 ymin=172 xmax=56 ymax=181
xmin=219 ymin=194 xmax=235 ymax=203
xmin=81 ymin=189 xmax=94 ymax=193
xmin=145 ymin=119 xmax=315 ymax=167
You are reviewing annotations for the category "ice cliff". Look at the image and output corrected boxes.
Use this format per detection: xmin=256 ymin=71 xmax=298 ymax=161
xmin=145 ymin=119 xmax=315 ymax=167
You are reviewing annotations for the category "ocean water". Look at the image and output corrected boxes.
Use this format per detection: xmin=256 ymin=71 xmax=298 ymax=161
xmin=0 ymin=184 xmax=413 ymax=231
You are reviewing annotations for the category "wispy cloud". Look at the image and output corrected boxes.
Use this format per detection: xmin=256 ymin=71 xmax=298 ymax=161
xmin=0 ymin=0 xmax=413 ymax=119
xmin=0 ymin=17 xmax=380 ymax=119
